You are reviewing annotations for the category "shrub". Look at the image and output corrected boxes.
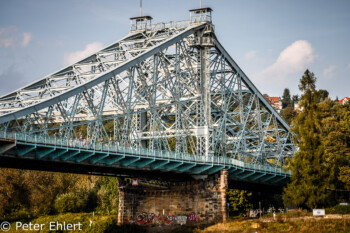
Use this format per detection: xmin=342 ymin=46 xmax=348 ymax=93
xmin=4 ymin=206 xmax=31 ymax=221
xmin=326 ymin=205 xmax=350 ymax=215
xmin=54 ymin=192 xmax=85 ymax=213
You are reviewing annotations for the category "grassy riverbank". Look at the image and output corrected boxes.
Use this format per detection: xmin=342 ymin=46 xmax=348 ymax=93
xmin=5 ymin=213 xmax=143 ymax=233
xmin=194 ymin=216 xmax=350 ymax=233
xmin=4 ymin=213 xmax=350 ymax=233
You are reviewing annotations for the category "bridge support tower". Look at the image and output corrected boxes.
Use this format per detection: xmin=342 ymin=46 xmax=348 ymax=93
xmin=117 ymin=169 xmax=228 ymax=225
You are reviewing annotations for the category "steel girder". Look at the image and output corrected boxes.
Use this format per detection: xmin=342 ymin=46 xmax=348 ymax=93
xmin=0 ymin=18 xmax=296 ymax=169
xmin=0 ymin=140 xmax=289 ymax=185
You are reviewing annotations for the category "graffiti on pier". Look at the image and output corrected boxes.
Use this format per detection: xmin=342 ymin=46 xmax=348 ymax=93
xmin=125 ymin=212 xmax=198 ymax=225
xmin=187 ymin=213 xmax=198 ymax=222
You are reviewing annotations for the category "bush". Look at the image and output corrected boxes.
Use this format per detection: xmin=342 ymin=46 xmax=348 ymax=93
xmin=96 ymin=177 xmax=118 ymax=214
xmin=3 ymin=206 xmax=31 ymax=222
xmin=54 ymin=192 xmax=86 ymax=213
xmin=326 ymin=205 xmax=350 ymax=215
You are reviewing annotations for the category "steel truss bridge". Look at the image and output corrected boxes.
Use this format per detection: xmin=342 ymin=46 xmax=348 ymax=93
xmin=0 ymin=8 xmax=296 ymax=186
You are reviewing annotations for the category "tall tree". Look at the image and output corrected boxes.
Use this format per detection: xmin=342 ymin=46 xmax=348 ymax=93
xmin=282 ymin=88 xmax=292 ymax=109
xmin=323 ymin=100 xmax=350 ymax=200
xmin=281 ymin=106 xmax=298 ymax=125
xmin=96 ymin=177 xmax=119 ymax=214
xmin=283 ymin=70 xmax=330 ymax=209
xmin=318 ymin=99 xmax=350 ymax=204
xmin=317 ymin=89 xmax=329 ymax=103
xmin=226 ymin=189 xmax=252 ymax=216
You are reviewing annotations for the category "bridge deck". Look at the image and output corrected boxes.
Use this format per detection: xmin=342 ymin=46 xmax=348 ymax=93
xmin=0 ymin=132 xmax=290 ymax=186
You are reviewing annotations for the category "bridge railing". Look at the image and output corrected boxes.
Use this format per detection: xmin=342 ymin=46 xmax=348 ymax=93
xmin=130 ymin=20 xmax=191 ymax=32
xmin=150 ymin=20 xmax=191 ymax=31
xmin=0 ymin=131 xmax=290 ymax=175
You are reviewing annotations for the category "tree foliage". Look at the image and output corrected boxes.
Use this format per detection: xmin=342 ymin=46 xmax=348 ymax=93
xmin=226 ymin=189 xmax=252 ymax=216
xmin=282 ymin=88 xmax=292 ymax=109
xmin=281 ymin=106 xmax=298 ymax=125
xmin=283 ymin=69 xmax=350 ymax=209
xmin=96 ymin=177 xmax=119 ymax=214
xmin=317 ymin=89 xmax=329 ymax=103
xmin=54 ymin=192 xmax=85 ymax=213
xmin=339 ymin=167 xmax=350 ymax=191
xmin=0 ymin=169 xmax=117 ymax=219
xmin=283 ymin=70 xmax=330 ymax=209
xmin=319 ymin=99 xmax=350 ymax=196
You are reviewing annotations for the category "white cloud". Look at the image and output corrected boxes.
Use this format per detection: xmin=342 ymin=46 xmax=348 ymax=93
xmin=21 ymin=32 xmax=32 ymax=47
xmin=0 ymin=26 xmax=16 ymax=48
xmin=323 ymin=65 xmax=337 ymax=79
xmin=244 ymin=50 xmax=257 ymax=60
xmin=253 ymin=40 xmax=316 ymax=88
xmin=64 ymin=42 xmax=104 ymax=66
xmin=0 ymin=27 xmax=32 ymax=48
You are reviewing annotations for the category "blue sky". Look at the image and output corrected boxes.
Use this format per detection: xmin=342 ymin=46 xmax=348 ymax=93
xmin=0 ymin=0 xmax=349 ymax=98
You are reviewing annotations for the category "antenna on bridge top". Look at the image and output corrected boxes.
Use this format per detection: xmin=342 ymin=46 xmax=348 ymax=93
xmin=200 ymin=0 xmax=202 ymax=8
xmin=140 ymin=0 xmax=142 ymax=16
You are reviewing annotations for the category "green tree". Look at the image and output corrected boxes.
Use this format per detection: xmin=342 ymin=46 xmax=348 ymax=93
xmin=0 ymin=169 xmax=103 ymax=218
xmin=23 ymin=171 xmax=67 ymax=215
xmin=96 ymin=177 xmax=119 ymax=214
xmin=283 ymin=69 xmax=330 ymax=209
xmin=319 ymin=100 xmax=350 ymax=202
xmin=317 ymin=89 xmax=329 ymax=103
xmin=0 ymin=169 xmax=29 ymax=218
xmin=226 ymin=189 xmax=253 ymax=216
xmin=54 ymin=192 xmax=87 ymax=213
xmin=339 ymin=167 xmax=350 ymax=190
xmin=281 ymin=106 xmax=298 ymax=125
xmin=282 ymin=88 xmax=292 ymax=109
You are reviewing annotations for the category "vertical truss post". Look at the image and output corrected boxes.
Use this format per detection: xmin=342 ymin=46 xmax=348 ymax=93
xmin=175 ymin=42 xmax=187 ymax=154
xmin=194 ymin=31 xmax=213 ymax=160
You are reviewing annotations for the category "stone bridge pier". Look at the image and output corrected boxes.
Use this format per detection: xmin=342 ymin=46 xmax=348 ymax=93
xmin=117 ymin=169 xmax=228 ymax=224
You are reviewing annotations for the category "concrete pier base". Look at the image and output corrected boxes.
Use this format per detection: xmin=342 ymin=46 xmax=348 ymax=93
xmin=117 ymin=169 xmax=228 ymax=224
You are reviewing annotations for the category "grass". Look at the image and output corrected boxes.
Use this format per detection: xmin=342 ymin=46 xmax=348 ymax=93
xmin=6 ymin=212 xmax=145 ymax=233
xmin=263 ymin=210 xmax=311 ymax=218
xmin=5 ymin=212 xmax=350 ymax=233
xmin=194 ymin=216 xmax=350 ymax=233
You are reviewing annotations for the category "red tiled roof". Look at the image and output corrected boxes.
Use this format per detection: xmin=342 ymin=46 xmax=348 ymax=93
xmin=268 ymin=97 xmax=280 ymax=103
xmin=339 ymin=97 xmax=350 ymax=104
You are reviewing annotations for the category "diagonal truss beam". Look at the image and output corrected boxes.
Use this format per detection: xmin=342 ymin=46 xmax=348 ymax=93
xmin=0 ymin=24 xmax=205 ymax=124
xmin=213 ymin=40 xmax=290 ymax=131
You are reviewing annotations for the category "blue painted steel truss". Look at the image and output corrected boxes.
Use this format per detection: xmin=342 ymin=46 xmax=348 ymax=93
xmin=0 ymin=10 xmax=296 ymax=185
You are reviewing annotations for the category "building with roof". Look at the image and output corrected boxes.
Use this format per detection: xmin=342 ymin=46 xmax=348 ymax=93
xmin=268 ymin=97 xmax=282 ymax=113
xmin=339 ymin=97 xmax=350 ymax=105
